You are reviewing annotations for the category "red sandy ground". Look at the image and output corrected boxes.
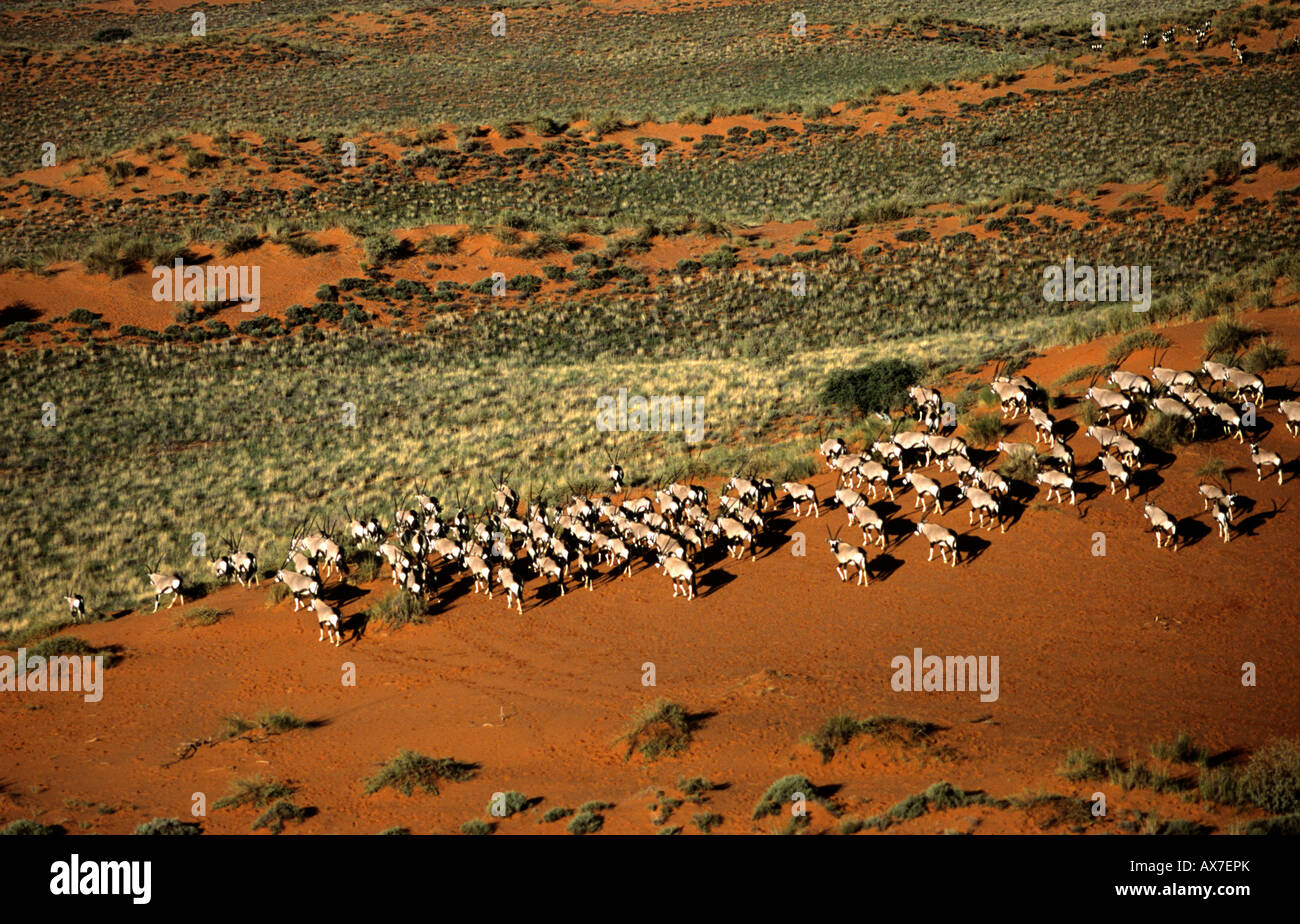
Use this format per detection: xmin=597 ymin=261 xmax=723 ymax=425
xmin=2 ymin=6 xmax=1297 ymax=834
xmin=2 ymin=307 xmax=1297 ymax=835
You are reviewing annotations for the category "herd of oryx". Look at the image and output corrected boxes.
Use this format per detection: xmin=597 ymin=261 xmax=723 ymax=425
xmin=62 ymin=348 xmax=1295 ymax=639
xmin=802 ymin=348 xmax=1292 ymax=575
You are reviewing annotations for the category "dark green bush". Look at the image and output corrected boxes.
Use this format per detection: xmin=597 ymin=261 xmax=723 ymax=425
xmin=819 ymin=359 xmax=921 ymax=416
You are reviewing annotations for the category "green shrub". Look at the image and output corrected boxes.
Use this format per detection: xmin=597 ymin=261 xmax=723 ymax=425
xmin=362 ymin=234 xmax=413 ymax=267
xmin=803 ymin=713 xmax=863 ymax=763
xmin=135 ymin=817 xmax=200 ymax=835
xmin=819 ymin=359 xmax=920 ymax=417
xmin=1150 ymin=732 xmax=1207 ymax=765
xmin=1 ymin=819 xmax=62 ymax=835
xmin=566 ymin=811 xmax=604 ymax=834
xmin=257 ymin=710 xmax=307 ymax=734
xmin=252 ymin=800 xmax=310 ymax=834
xmin=1202 ymin=317 xmax=1259 ymax=358
xmin=963 ymin=412 xmax=1005 ymax=448
xmin=221 ymin=228 xmax=261 ymax=256
xmin=1059 ymin=748 xmax=1120 ymax=782
xmin=692 ymin=812 xmax=723 ymax=833
xmin=753 ymin=774 xmax=827 ymax=820
xmin=617 ymin=699 xmax=692 ymax=761
xmin=1140 ymin=411 xmax=1189 ymax=451
xmin=1241 ymin=341 xmax=1288 ymax=374
xmin=1238 ymin=739 xmax=1300 ymax=814
xmin=1106 ymin=331 xmax=1169 ymax=366
xmin=1240 ymin=813 xmax=1300 ymax=835
xmin=486 ymin=791 xmax=530 ymax=818
xmin=93 ymin=27 xmax=132 ymax=42
xmin=364 ymin=750 xmax=475 ymax=797
xmin=213 ymin=777 xmax=294 ymax=810
xmin=677 ymin=777 xmax=715 ymax=797
xmin=460 ymin=818 xmax=493 ymax=835
xmin=1165 ymin=167 xmax=1202 ymax=207
xmin=174 ymin=606 xmax=223 ymax=627
xmin=369 ymin=591 xmax=427 ymax=629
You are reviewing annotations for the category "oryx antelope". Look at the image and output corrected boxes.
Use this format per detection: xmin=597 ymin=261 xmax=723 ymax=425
xmin=1224 ymin=368 xmax=1265 ymax=407
xmin=717 ymin=517 xmax=755 ymax=560
xmin=463 ymin=555 xmax=493 ymax=597
xmin=1212 ymin=403 xmax=1244 ymax=442
xmin=961 ymin=484 xmax=1004 ymax=532
xmin=1198 ymin=482 xmax=1238 ymax=519
xmin=819 ymin=437 xmax=847 ymax=468
xmin=1100 ymin=454 xmax=1133 ymax=501
xmin=833 ymin=486 xmax=866 ymax=513
xmin=848 ymin=502 xmax=887 ymax=548
xmin=273 ymin=569 xmax=319 ymax=610
xmin=316 ymin=539 xmax=345 ymax=580
xmin=1202 ymin=359 xmax=1232 ymax=389
xmin=571 ymin=550 xmax=596 ymax=592
xmin=1087 ymin=386 xmax=1134 ymax=428
xmin=1150 ymin=350 xmax=1197 ymax=390
xmin=826 ymin=529 xmax=869 ymax=585
xmin=1210 ymin=497 xmax=1234 ymax=543
xmin=662 ymin=557 xmax=696 ymax=600
xmin=64 ymin=593 xmax=85 ymax=623
xmin=724 ymin=474 xmax=759 ymax=507
xmin=1085 ymin=425 xmax=1121 ymax=452
xmin=528 ymin=547 xmax=567 ymax=596
xmin=1153 ymin=396 xmax=1197 ymax=438
xmin=310 ymin=598 xmax=342 ymax=646
xmin=924 ymin=434 xmax=969 ymax=469
xmin=782 ymin=482 xmax=819 ymax=517
xmin=976 ymin=468 xmax=1009 ymax=498
xmin=853 ymin=460 xmax=895 ymax=500
xmin=1250 ymin=442 xmax=1283 ymax=484
xmin=892 ymin=429 xmax=930 ymax=462
xmin=496 ymin=565 xmax=524 ymax=613
xmin=146 ymin=568 xmax=183 ymax=612
xmin=1113 ymin=433 xmax=1141 ymax=469
xmin=1278 ymin=400 xmax=1300 ymax=437
xmin=1143 ymin=502 xmax=1178 ymax=550
xmin=903 ymin=472 xmax=943 ymax=513
xmin=872 ymin=439 xmax=904 ymax=474
xmin=376 ymin=542 xmax=410 ymax=583
xmin=1109 ymin=369 xmax=1153 ymax=397
xmin=283 ymin=549 xmax=319 ymax=581
xmin=1028 ymin=407 xmax=1056 ymax=446
xmin=914 ymin=520 xmax=958 ymax=566
xmin=1042 ymin=440 xmax=1074 ymax=475
xmin=1036 ymin=470 xmax=1076 ymax=505
xmin=990 ymin=381 xmax=1028 ymax=419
